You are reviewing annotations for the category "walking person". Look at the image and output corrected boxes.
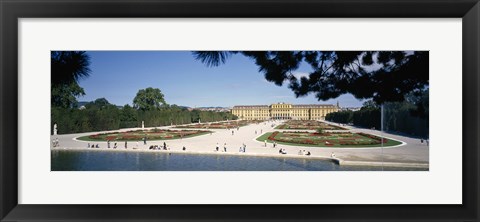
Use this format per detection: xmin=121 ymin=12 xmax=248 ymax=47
xmin=224 ymin=143 xmax=227 ymax=152
xmin=114 ymin=142 xmax=117 ymax=149
xmin=216 ymin=143 xmax=219 ymax=151
xmin=143 ymin=137 xmax=147 ymax=145
xmin=125 ymin=141 xmax=127 ymax=149
xmin=264 ymin=140 xmax=267 ymax=147
xmin=107 ymin=140 xmax=110 ymax=148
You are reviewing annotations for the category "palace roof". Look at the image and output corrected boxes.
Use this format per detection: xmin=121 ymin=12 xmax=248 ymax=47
xmin=232 ymin=104 xmax=336 ymax=109
xmin=232 ymin=105 xmax=270 ymax=109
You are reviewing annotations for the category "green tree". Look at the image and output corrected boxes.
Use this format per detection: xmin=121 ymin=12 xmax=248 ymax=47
xmin=326 ymin=110 xmax=353 ymax=124
xmin=51 ymin=82 xmax=85 ymax=108
xmin=119 ymin=104 xmax=138 ymax=128
xmin=406 ymin=88 xmax=429 ymax=120
xmin=133 ymin=87 xmax=167 ymax=111
xmin=193 ymin=51 xmax=428 ymax=104
xmin=51 ymin=51 xmax=91 ymax=108
xmin=361 ymin=100 xmax=379 ymax=110
xmin=85 ymin=98 xmax=111 ymax=109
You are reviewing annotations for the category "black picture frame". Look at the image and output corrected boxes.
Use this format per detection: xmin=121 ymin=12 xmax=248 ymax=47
xmin=1 ymin=0 xmax=479 ymax=221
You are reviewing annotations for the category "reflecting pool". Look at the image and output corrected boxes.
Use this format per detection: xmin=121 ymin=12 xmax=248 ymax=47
xmin=51 ymin=150 xmax=423 ymax=171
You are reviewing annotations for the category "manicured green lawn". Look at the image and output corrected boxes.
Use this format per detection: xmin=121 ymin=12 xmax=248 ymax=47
xmin=257 ymin=131 xmax=402 ymax=148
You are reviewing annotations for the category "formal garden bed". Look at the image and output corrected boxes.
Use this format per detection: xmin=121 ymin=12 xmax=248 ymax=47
xmin=257 ymin=131 xmax=402 ymax=147
xmin=77 ymin=129 xmax=211 ymax=141
xmin=174 ymin=120 xmax=264 ymax=129
xmin=275 ymin=120 xmax=347 ymax=130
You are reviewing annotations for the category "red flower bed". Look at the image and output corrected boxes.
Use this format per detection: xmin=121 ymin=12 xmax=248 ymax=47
xmin=357 ymin=133 xmax=388 ymax=143
xmin=106 ymin=136 xmax=117 ymax=141
xmin=121 ymin=135 xmax=141 ymax=140
xmin=310 ymin=133 xmax=331 ymax=137
xmin=339 ymin=141 xmax=361 ymax=145
xmin=268 ymin=132 xmax=279 ymax=141
xmin=304 ymin=139 xmax=314 ymax=144
xmin=324 ymin=140 xmax=335 ymax=146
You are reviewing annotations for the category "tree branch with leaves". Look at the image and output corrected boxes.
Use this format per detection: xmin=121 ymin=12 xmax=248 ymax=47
xmin=192 ymin=51 xmax=428 ymax=104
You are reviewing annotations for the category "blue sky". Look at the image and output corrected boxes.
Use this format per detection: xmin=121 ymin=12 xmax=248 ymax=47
xmin=78 ymin=51 xmax=364 ymax=108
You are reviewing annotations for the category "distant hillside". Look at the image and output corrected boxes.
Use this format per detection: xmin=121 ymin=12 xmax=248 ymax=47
xmin=196 ymin=106 xmax=228 ymax=109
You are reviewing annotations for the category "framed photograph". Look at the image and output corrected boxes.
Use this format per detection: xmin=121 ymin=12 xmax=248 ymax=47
xmin=1 ymin=0 xmax=479 ymax=221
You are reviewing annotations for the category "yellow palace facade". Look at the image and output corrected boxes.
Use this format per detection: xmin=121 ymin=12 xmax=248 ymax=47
xmin=231 ymin=102 xmax=339 ymax=120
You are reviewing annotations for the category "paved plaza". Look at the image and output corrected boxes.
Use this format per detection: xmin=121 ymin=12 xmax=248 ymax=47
xmin=51 ymin=120 xmax=429 ymax=169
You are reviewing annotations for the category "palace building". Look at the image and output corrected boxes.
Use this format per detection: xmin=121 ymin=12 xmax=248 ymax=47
xmin=231 ymin=102 xmax=340 ymax=120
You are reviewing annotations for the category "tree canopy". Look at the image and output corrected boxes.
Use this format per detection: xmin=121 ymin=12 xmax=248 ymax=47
xmin=51 ymin=51 xmax=91 ymax=108
xmin=85 ymin=98 xmax=113 ymax=109
xmin=133 ymin=87 xmax=167 ymax=111
xmin=192 ymin=51 xmax=428 ymax=104
xmin=52 ymin=99 xmax=237 ymax=134
xmin=51 ymin=82 xmax=85 ymax=108
xmin=361 ymin=100 xmax=379 ymax=110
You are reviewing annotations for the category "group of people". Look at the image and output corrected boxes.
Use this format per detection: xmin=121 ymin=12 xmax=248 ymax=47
xmin=52 ymin=138 xmax=59 ymax=147
xmin=85 ymin=139 xmax=173 ymax=150
xmin=87 ymin=143 xmax=100 ymax=148
xmin=149 ymin=145 xmax=162 ymax=150
xmin=106 ymin=140 xmax=118 ymax=149
xmin=215 ymin=142 xmax=250 ymax=153
xmin=215 ymin=143 xmax=228 ymax=152
xmin=144 ymin=142 xmax=187 ymax=151
xmin=298 ymin=150 xmax=311 ymax=156
xmin=239 ymin=143 xmax=247 ymax=153
xmin=148 ymin=143 xmax=170 ymax=150
xmin=278 ymin=148 xmax=287 ymax=154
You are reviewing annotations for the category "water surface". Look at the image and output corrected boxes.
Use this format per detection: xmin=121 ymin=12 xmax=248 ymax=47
xmin=51 ymin=150 xmax=423 ymax=171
